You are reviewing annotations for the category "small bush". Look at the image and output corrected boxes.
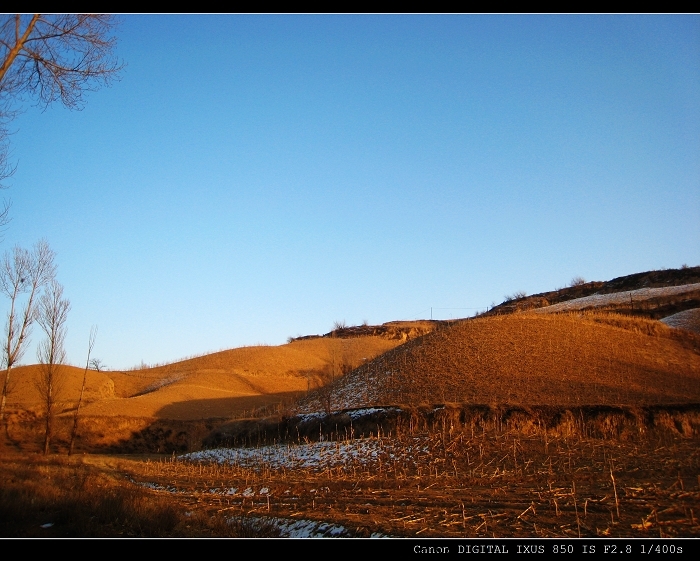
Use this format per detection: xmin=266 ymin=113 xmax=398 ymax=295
xmin=503 ymin=291 xmax=527 ymax=303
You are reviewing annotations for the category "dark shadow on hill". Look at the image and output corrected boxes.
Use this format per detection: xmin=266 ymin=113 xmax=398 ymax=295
xmin=2 ymin=391 xmax=307 ymax=455
xmin=78 ymin=391 xmax=309 ymax=453
xmin=9 ymin=400 xmax=699 ymax=456
xmin=154 ymin=391 xmax=306 ymax=421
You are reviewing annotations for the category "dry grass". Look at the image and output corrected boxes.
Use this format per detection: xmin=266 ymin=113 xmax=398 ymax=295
xmin=297 ymin=313 xmax=700 ymax=412
xmin=0 ymin=453 xmax=280 ymax=537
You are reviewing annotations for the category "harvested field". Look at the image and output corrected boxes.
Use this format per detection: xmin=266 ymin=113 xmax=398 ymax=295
xmin=3 ymin=417 xmax=698 ymax=538
xmin=55 ymin=427 xmax=700 ymax=538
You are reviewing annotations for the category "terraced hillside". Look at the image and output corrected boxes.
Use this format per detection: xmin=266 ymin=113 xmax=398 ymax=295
xmin=485 ymin=265 xmax=700 ymax=318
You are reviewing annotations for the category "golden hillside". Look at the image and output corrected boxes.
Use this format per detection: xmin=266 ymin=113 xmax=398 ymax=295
xmin=297 ymin=313 xmax=700 ymax=411
xmin=4 ymin=335 xmax=402 ymax=420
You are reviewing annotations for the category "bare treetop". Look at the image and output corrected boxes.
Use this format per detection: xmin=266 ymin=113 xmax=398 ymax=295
xmin=36 ymin=279 xmax=70 ymax=366
xmin=0 ymin=239 xmax=56 ymax=367
xmin=0 ymin=14 xmax=122 ymax=110
xmin=0 ymin=239 xmax=56 ymax=420
xmin=0 ymin=14 xmax=123 ymax=186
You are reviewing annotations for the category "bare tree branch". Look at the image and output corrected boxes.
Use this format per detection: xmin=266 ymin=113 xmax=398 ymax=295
xmin=0 ymin=239 xmax=56 ymax=420
xmin=35 ymin=278 xmax=70 ymax=454
xmin=69 ymin=324 xmax=96 ymax=455
xmin=0 ymin=14 xmax=122 ymax=109
xmin=0 ymin=14 xmax=123 ymax=185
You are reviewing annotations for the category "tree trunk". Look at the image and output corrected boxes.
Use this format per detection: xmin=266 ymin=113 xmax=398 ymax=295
xmin=0 ymin=365 xmax=12 ymax=421
xmin=69 ymin=366 xmax=88 ymax=456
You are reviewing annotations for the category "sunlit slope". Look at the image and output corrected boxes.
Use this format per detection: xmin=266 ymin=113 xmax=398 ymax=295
xmin=4 ymin=364 xmax=115 ymax=412
xmin=4 ymin=336 xmax=401 ymax=420
xmin=296 ymin=313 xmax=700 ymax=412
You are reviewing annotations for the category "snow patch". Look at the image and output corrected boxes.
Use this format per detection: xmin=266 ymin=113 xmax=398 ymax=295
xmin=229 ymin=516 xmax=389 ymax=538
xmin=182 ymin=437 xmax=429 ymax=472
xmin=536 ymin=283 xmax=700 ymax=313
xmin=660 ymin=308 xmax=700 ymax=334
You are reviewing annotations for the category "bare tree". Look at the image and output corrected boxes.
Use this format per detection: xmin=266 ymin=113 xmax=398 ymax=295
xmin=0 ymin=14 xmax=122 ymax=192
xmin=0 ymin=239 xmax=56 ymax=420
xmin=35 ymin=279 xmax=70 ymax=454
xmin=89 ymin=357 xmax=105 ymax=372
xmin=69 ymin=325 xmax=96 ymax=455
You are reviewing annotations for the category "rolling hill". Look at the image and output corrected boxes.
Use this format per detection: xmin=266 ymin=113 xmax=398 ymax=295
xmin=3 ymin=334 xmax=406 ymax=421
xmin=295 ymin=312 xmax=700 ymax=413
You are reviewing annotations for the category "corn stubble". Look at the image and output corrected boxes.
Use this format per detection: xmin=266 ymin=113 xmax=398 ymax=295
xmin=113 ymin=424 xmax=700 ymax=538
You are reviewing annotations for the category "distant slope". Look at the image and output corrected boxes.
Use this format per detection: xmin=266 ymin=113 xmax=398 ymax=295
xmin=485 ymin=266 xmax=700 ymax=318
xmin=4 ymin=364 xmax=115 ymax=412
xmin=295 ymin=313 xmax=700 ymax=412
xmin=535 ymin=284 xmax=700 ymax=314
xmin=661 ymin=308 xmax=700 ymax=335
xmin=289 ymin=320 xmax=438 ymax=342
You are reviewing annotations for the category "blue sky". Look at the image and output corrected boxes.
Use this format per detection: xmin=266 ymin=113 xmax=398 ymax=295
xmin=2 ymin=14 xmax=699 ymax=369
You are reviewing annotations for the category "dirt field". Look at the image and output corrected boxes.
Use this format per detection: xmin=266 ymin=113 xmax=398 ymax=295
xmin=2 ymin=424 xmax=698 ymax=537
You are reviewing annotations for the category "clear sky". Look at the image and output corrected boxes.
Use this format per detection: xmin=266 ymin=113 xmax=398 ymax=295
xmin=2 ymin=14 xmax=699 ymax=369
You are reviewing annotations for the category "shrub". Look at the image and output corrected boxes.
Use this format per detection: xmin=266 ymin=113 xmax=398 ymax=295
xmin=503 ymin=291 xmax=527 ymax=303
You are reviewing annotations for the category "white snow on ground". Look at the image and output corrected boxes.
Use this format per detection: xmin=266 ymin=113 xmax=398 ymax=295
xmin=294 ymin=412 xmax=326 ymax=423
xmin=327 ymin=372 xmax=381 ymax=411
xmin=227 ymin=516 xmax=388 ymax=538
xmin=535 ymin=283 xmax=700 ymax=313
xmin=292 ymin=368 xmax=390 ymax=414
xmin=182 ymin=437 xmax=429 ymax=472
xmin=292 ymin=407 xmax=399 ymax=423
xmin=137 ymin=481 xmax=179 ymax=493
xmin=660 ymin=308 xmax=700 ymax=334
xmin=345 ymin=407 xmax=399 ymax=419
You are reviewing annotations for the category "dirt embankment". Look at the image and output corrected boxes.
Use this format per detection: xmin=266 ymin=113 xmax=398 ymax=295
xmin=206 ymin=403 xmax=700 ymax=449
xmin=290 ymin=320 xmax=441 ymax=342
